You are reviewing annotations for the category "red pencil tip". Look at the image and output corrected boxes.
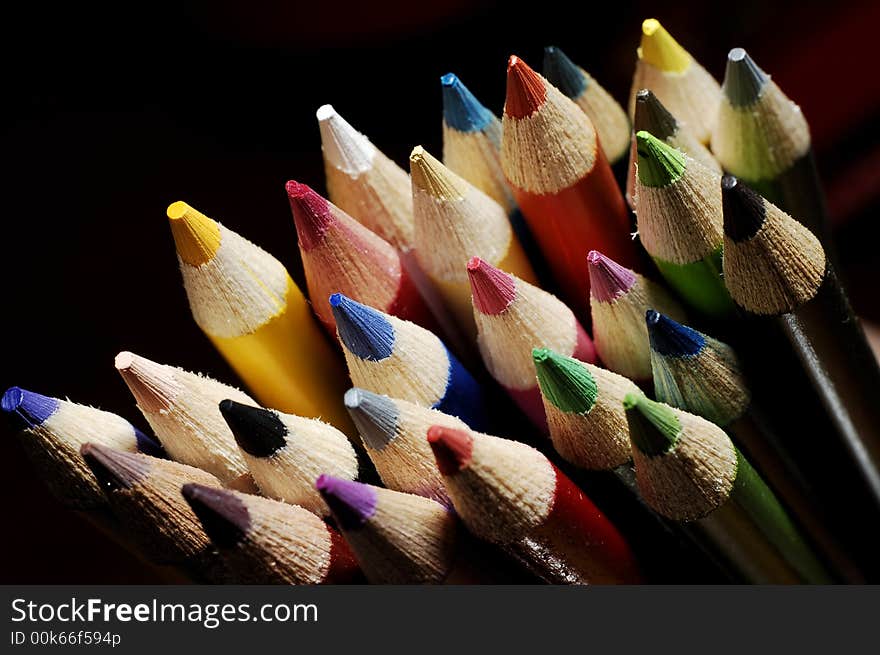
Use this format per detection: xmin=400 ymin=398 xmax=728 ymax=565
xmin=467 ymin=257 xmax=516 ymax=315
xmin=286 ymin=180 xmax=332 ymax=251
xmin=427 ymin=425 xmax=473 ymax=475
xmin=587 ymin=250 xmax=636 ymax=302
xmin=505 ymin=55 xmax=547 ymax=119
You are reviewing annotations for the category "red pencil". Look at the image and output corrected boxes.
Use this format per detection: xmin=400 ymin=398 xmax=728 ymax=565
xmin=286 ymin=181 xmax=439 ymax=335
xmin=501 ymin=56 xmax=640 ymax=315
xmin=427 ymin=424 xmax=642 ymax=584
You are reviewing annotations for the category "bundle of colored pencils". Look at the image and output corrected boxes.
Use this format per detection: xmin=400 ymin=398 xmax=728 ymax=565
xmin=7 ymin=17 xmax=880 ymax=585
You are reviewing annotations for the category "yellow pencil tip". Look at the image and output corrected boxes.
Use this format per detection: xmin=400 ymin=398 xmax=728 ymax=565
xmin=409 ymin=145 xmax=464 ymax=201
xmin=167 ymin=201 xmax=222 ymax=266
xmin=638 ymin=18 xmax=690 ymax=73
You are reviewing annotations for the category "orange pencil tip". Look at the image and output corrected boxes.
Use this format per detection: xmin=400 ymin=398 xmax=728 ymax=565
xmin=505 ymin=55 xmax=547 ymax=119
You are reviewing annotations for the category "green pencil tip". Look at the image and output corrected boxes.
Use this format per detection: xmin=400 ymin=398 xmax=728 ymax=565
xmin=623 ymin=392 xmax=681 ymax=456
xmin=636 ymin=130 xmax=686 ymax=187
xmin=533 ymin=348 xmax=597 ymax=414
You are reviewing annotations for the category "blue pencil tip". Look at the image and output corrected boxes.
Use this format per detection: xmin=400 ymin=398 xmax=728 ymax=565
xmin=440 ymin=72 xmax=495 ymax=133
xmin=646 ymin=311 xmax=705 ymax=358
xmin=542 ymin=45 xmax=587 ymax=99
xmin=133 ymin=427 xmax=166 ymax=458
xmin=2 ymin=387 xmax=59 ymax=430
xmin=329 ymin=293 xmax=395 ymax=361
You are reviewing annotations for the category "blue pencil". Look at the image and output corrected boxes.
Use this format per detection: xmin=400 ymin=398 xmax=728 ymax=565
xmin=330 ymin=293 xmax=488 ymax=430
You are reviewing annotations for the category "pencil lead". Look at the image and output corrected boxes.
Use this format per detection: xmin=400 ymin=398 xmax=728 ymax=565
xmin=722 ymin=48 xmax=768 ymax=107
xmin=646 ymin=310 xmax=705 ymax=357
xmin=533 ymin=348 xmax=597 ymax=414
xmin=218 ymin=399 xmax=286 ymax=458
xmin=720 ymin=174 xmax=767 ymax=243
xmin=1 ymin=387 xmax=58 ymax=430
xmin=329 ymin=293 xmax=395 ymax=360
xmin=542 ymin=46 xmax=587 ymax=99
xmin=635 ymin=131 xmax=686 ymax=187
xmin=114 ymin=351 xmax=176 ymax=414
xmin=587 ymin=250 xmax=636 ymax=302
xmin=181 ymin=483 xmax=249 ymax=548
xmin=639 ymin=18 xmax=690 ymax=73
xmin=633 ymin=89 xmax=677 ymax=140
xmin=343 ymin=388 xmax=398 ymax=451
xmin=466 ymin=256 xmax=516 ymax=315
xmin=80 ymin=443 xmax=147 ymax=492
xmin=166 ymin=201 xmax=221 ymax=266
xmin=409 ymin=145 xmax=466 ymax=200
xmin=286 ymin=180 xmax=333 ymax=250
xmin=505 ymin=55 xmax=547 ymax=119
xmin=440 ymin=73 xmax=495 ymax=133
xmin=623 ymin=392 xmax=681 ymax=456
xmin=315 ymin=474 xmax=377 ymax=529
xmin=426 ymin=425 xmax=473 ymax=475
xmin=316 ymin=104 xmax=376 ymax=175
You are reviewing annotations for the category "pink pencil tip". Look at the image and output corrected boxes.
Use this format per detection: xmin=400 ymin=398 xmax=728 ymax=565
xmin=587 ymin=250 xmax=636 ymax=302
xmin=286 ymin=180 xmax=332 ymax=251
xmin=467 ymin=257 xmax=516 ymax=315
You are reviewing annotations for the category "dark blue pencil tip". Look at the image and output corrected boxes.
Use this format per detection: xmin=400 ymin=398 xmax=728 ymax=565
xmin=2 ymin=387 xmax=59 ymax=430
xmin=646 ymin=311 xmax=705 ymax=358
xmin=542 ymin=46 xmax=587 ymax=99
xmin=133 ymin=427 xmax=165 ymax=458
xmin=440 ymin=73 xmax=495 ymax=133
xmin=330 ymin=293 xmax=395 ymax=361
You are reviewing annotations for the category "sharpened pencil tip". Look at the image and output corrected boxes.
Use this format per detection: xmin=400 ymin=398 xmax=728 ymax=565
xmin=343 ymin=388 xmax=399 ymax=451
xmin=723 ymin=48 xmax=768 ymax=107
xmin=166 ymin=201 xmax=222 ymax=266
xmin=286 ymin=181 xmax=333 ymax=251
xmin=542 ymin=45 xmax=587 ymax=99
xmin=533 ymin=349 xmax=597 ymax=414
xmin=721 ymin=175 xmax=766 ymax=243
xmin=427 ymin=425 xmax=473 ymax=475
xmin=409 ymin=145 xmax=465 ymax=200
xmin=81 ymin=443 xmax=147 ymax=492
xmin=505 ymin=55 xmax=547 ymax=119
xmin=114 ymin=352 xmax=174 ymax=414
xmin=588 ymin=250 xmax=636 ymax=302
xmin=467 ymin=257 xmax=516 ymax=315
xmin=623 ymin=393 xmax=680 ymax=456
xmin=646 ymin=311 xmax=705 ymax=357
xmin=315 ymin=475 xmax=377 ymax=530
xmin=633 ymin=89 xmax=677 ymax=140
xmin=440 ymin=73 xmax=495 ymax=133
xmin=218 ymin=399 xmax=286 ymax=458
xmin=635 ymin=130 xmax=686 ymax=187
xmin=182 ymin=483 xmax=250 ymax=548
xmin=639 ymin=18 xmax=690 ymax=73
xmin=330 ymin=294 xmax=395 ymax=361
xmin=2 ymin=387 xmax=59 ymax=430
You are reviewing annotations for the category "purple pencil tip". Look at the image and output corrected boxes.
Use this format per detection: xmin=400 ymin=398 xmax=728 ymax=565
xmin=588 ymin=250 xmax=636 ymax=302
xmin=1 ymin=387 xmax=59 ymax=430
xmin=315 ymin=475 xmax=377 ymax=530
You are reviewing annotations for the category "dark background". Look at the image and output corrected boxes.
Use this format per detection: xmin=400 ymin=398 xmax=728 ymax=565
xmin=2 ymin=0 xmax=879 ymax=582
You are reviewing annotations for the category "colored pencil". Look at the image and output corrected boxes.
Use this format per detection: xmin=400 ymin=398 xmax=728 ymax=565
xmin=623 ymin=392 xmax=830 ymax=583
xmin=587 ymin=250 xmax=685 ymax=382
xmin=712 ymin=48 xmax=831 ymax=247
xmin=217 ymin=399 xmax=359 ymax=517
xmin=330 ymin=293 xmax=488 ymax=430
xmin=166 ymin=201 xmax=353 ymax=435
xmin=628 ymin=18 xmax=721 ymax=145
xmin=115 ymin=351 xmax=258 ymax=492
xmin=501 ymin=55 xmax=640 ymax=315
xmin=634 ymin=131 xmax=734 ymax=317
xmin=316 ymin=475 xmax=486 ymax=584
xmin=543 ymin=45 xmax=630 ymax=170
xmin=646 ymin=309 xmax=860 ymax=582
xmin=721 ymin=175 xmax=880 ymax=510
xmin=441 ymin=73 xmax=549 ymax=285
xmin=285 ymin=180 xmax=438 ymax=335
xmin=80 ymin=443 xmax=227 ymax=579
xmin=182 ymin=483 xmax=363 ymax=585
xmin=626 ymin=88 xmax=720 ymax=208
xmin=409 ymin=145 xmax=537 ymax=339
xmin=344 ymin=387 xmax=463 ymax=506
xmin=2 ymin=387 xmax=163 ymax=509
xmin=467 ymin=256 xmax=595 ymax=431
xmin=426 ymin=424 xmax=642 ymax=584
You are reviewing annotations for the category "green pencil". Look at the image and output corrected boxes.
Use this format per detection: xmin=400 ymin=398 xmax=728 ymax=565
xmin=623 ymin=391 xmax=831 ymax=584
xmin=634 ymin=131 xmax=734 ymax=318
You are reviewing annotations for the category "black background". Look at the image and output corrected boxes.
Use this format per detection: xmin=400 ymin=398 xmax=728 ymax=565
xmin=2 ymin=0 xmax=879 ymax=582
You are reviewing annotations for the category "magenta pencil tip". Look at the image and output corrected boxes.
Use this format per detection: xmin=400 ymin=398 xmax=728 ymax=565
xmin=588 ymin=250 xmax=636 ymax=302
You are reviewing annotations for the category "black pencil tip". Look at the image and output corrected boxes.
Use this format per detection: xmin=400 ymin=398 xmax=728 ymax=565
xmin=80 ymin=443 xmax=148 ymax=492
xmin=723 ymin=47 xmax=768 ymax=107
xmin=721 ymin=175 xmax=766 ymax=243
xmin=633 ymin=88 xmax=677 ymax=140
xmin=218 ymin=400 xmax=286 ymax=458
xmin=181 ymin=483 xmax=250 ymax=549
